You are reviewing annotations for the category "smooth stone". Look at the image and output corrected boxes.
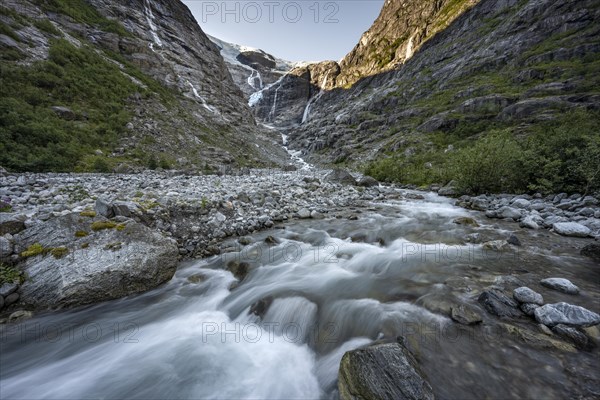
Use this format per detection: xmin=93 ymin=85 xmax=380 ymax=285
xmin=534 ymin=302 xmax=600 ymax=327
xmin=4 ymin=292 xmax=19 ymax=306
xmin=0 ymin=282 xmax=18 ymax=297
xmin=552 ymin=222 xmax=591 ymax=237
xmin=513 ymin=287 xmax=543 ymax=305
xmin=540 ymin=278 xmax=580 ymax=295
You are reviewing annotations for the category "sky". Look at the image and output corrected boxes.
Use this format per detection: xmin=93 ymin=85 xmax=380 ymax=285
xmin=181 ymin=1 xmax=385 ymax=62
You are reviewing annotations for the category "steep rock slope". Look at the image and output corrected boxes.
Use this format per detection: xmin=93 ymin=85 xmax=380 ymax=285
xmin=285 ymin=0 xmax=600 ymax=172
xmin=0 ymin=0 xmax=286 ymax=172
xmin=250 ymin=0 xmax=478 ymax=126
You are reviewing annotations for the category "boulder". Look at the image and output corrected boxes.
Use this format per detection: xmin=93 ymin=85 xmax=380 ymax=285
xmin=513 ymin=287 xmax=543 ymax=305
xmin=0 ymin=282 xmax=18 ymax=297
xmin=520 ymin=215 xmax=540 ymax=230
xmin=438 ymin=180 xmax=458 ymax=197
xmin=0 ymin=214 xmax=26 ymax=235
xmin=326 ymin=169 xmax=357 ymax=185
xmin=498 ymin=206 xmax=522 ymax=221
xmin=478 ymin=289 xmax=523 ymax=318
xmin=16 ymin=213 xmax=178 ymax=310
xmin=0 ymin=236 xmax=13 ymax=258
xmin=338 ymin=340 xmax=434 ymax=400
xmin=453 ymin=217 xmax=479 ymax=227
xmin=552 ymin=222 xmax=591 ymax=238
xmin=534 ymin=302 xmax=600 ymax=327
xmin=511 ymin=198 xmax=531 ymax=209
xmin=540 ymin=278 xmax=580 ymax=295
xmin=95 ymin=197 xmax=114 ymax=218
xmin=298 ymin=208 xmax=311 ymax=219
xmin=521 ymin=303 xmax=540 ymax=316
xmin=112 ymin=201 xmax=140 ymax=218
xmin=357 ymin=176 xmax=379 ymax=187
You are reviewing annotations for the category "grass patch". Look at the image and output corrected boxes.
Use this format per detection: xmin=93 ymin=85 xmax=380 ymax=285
xmin=74 ymin=230 xmax=89 ymax=237
xmin=79 ymin=210 xmax=96 ymax=218
xmin=50 ymin=246 xmax=69 ymax=259
xmin=20 ymin=243 xmax=45 ymax=258
xmin=91 ymin=221 xmax=118 ymax=231
xmin=33 ymin=18 xmax=61 ymax=35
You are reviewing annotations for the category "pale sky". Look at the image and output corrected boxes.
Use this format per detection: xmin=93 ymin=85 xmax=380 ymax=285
xmin=182 ymin=1 xmax=384 ymax=62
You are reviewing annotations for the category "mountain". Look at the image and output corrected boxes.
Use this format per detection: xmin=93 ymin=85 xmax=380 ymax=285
xmin=254 ymin=0 xmax=600 ymax=194
xmin=0 ymin=0 xmax=286 ymax=172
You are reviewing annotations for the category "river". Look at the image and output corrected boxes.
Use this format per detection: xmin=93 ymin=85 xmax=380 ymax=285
xmin=1 ymin=190 xmax=599 ymax=399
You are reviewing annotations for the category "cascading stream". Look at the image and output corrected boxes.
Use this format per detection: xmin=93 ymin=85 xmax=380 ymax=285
xmin=1 ymin=191 xmax=598 ymax=399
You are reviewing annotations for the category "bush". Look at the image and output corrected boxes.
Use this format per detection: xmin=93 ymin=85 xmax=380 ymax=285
xmin=148 ymin=156 xmax=158 ymax=170
xmin=450 ymin=131 xmax=527 ymax=194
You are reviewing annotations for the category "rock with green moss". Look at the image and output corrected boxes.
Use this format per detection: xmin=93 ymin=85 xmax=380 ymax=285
xmin=15 ymin=213 xmax=178 ymax=310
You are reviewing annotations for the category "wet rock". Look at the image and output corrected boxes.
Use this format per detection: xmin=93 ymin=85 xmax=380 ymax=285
xmin=264 ymin=236 xmax=279 ymax=245
xmin=450 ymin=304 xmax=482 ymax=325
xmin=552 ymin=222 xmax=591 ymax=238
xmin=249 ymin=296 xmax=273 ymax=318
xmin=338 ymin=340 xmax=434 ymax=400
xmin=507 ymin=234 xmax=521 ymax=246
xmin=0 ymin=282 xmax=18 ymax=297
xmin=551 ymin=324 xmax=593 ymax=350
xmin=238 ymin=237 xmax=252 ymax=246
xmin=17 ymin=213 xmax=178 ymax=310
xmin=226 ymin=261 xmax=250 ymax=281
xmin=8 ymin=310 xmax=33 ymax=323
xmin=298 ymin=208 xmax=311 ymax=219
xmin=520 ymin=215 xmax=540 ymax=230
xmin=581 ymin=243 xmax=600 ymax=260
xmin=478 ymin=289 xmax=523 ymax=318
xmin=534 ymin=302 xmax=600 ymax=327
xmin=521 ymin=303 xmax=540 ymax=316
xmin=513 ymin=287 xmax=543 ymax=305
xmin=482 ymin=240 xmax=510 ymax=251
xmin=187 ymin=274 xmax=206 ymax=284
xmin=326 ymin=169 xmax=357 ymax=185
xmin=498 ymin=206 xmax=522 ymax=221
xmin=357 ymin=176 xmax=379 ymax=187
xmin=453 ymin=217 xmax=479 ymax=227
xmin=0 ymin=214 xmax=26 ymax=235
xmin=540 ymin=278 xmax=580 ymax=295
xmin=4 ymin=292 xmax=19 ymax=306
xmin=498 ymin=323 xmax=576 ymax=352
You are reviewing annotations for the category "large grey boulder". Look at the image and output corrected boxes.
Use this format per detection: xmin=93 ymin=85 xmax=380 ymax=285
xmin=438 ymin=180 xmax=458 ymax=197
xmin=357 ymin=176 xmax=379 ymax=187
xmin=552 ymin=222 xmax=591 ymax=237
xmin=326 ymin=169 xmax=357 ymax=185
xmin=338 ymin=340 xmax=434 ymax=400
xmin=534 ymin=302 xmax=600 ymax=327
xmin=16 ymin=213 xmax=178 ymax=310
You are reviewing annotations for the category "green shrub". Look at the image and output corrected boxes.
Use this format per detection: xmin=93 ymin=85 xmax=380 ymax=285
xmin=92 ymin=157 xmax=111 ymax=173
xmin=148 ymin=156 xmax=158 ymax=170
xmin=33 ymin=19 xmax=61 ymax=35
xmin=0 ymin=263 xmax=25 ymax=285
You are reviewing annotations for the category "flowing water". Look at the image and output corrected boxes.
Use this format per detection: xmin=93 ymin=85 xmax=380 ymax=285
xmin=1 ymin=191 xmax=599 ymax=399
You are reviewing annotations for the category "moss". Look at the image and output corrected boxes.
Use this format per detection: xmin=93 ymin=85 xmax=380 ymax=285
xmin=91 ymin=221 xmax=118 ymax=231
xmin=81 ymin=242 xmax=89 ymax=249
xmin=79 ymin=210 xmax=96 ymax=217
xmin=0 ymin=263 xmax=25 ymax=285
xmin=115 ymin=223 xmax=126 ymax=231
xmin=75 ymin=230 xmax=89 ymax=237
xmin=21 ymin=243 xmax=45 ymax=258
xmin=50 ymin=247 xmax=69 ymax=259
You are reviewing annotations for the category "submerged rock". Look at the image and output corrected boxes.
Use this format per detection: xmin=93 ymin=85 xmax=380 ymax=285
xmin=534 ymin=302 xmax=600 ymax=327
xmin=338 ymin=340 xmax=434 ymax=400
xmin=478 ymin=289 xmax=523 ymax=318
xmin=450 ymin=304 xmax=482 ymax=325
xmin=453 ymin=217 xmax=479 ymax=227
xmin=581 ymin=243 xmax=600 ymax=260
xmin=540 ymin=278 xmax=580 ymax=295
xmin=551 ymin=324 xmax=593 ymax=350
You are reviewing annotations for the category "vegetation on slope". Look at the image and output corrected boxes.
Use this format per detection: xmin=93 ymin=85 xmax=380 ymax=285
xmin=0 ymin=37 xmax=168 ymax=172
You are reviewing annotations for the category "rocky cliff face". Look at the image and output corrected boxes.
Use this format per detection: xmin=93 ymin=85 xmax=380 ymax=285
xmin=249 ymin=0 xmax=478 ymax=127
xmin=0 ymin=0 xmax=286 ymax=172
xmin=279 ymin=0 xmax=600 ymax=167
